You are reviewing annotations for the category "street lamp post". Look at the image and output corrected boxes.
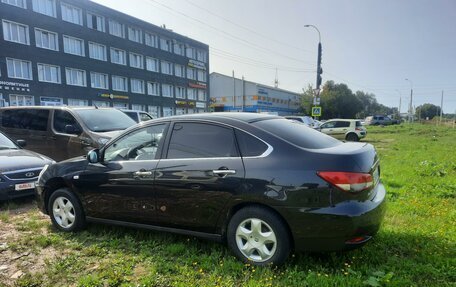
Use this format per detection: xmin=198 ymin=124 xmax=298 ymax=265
xmin=405 ymin=79 xmax=413 ymax=123
xmin=304 ymin=24 xmax=322 ymax=119
xmin=395 ymin=89 xmax=402 ymax=118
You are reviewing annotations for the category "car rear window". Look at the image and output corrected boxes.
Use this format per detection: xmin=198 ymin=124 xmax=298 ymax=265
xmin=235 ymin=129 xmax=268 ymax=157
xmin=253 ymin=118 xmax=341 ymax=149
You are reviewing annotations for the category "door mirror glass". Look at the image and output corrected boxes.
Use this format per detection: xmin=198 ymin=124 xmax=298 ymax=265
xmin=87 ymin=149 xmax=100 ymax=163
xmin=64 ymin=124 xmax=81 ymax=135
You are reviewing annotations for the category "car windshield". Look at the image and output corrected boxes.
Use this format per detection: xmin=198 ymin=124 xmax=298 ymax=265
xmin=0 ymin=132 xmax=18 ymax=150
xmin=254 ymin=118 xmax=341 ymax=149
xmin=74 ymin=109 xmax=136 ymax=132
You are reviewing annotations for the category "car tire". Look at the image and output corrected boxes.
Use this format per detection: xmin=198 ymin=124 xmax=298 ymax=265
xmin=346 ymin=133 xmax=359 ymax=142
xmin=227 ymin=206 xmax=291 ymax=266
xmin=48 ymin=188 xmax=86 ymax=232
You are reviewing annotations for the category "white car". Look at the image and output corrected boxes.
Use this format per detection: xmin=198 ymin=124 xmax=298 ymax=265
xmin=317 ymin=119 xmax=366 ymax=141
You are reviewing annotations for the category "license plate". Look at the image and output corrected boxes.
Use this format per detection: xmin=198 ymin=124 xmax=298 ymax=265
xmin=15 ymin=182 xmax=35 ymax=191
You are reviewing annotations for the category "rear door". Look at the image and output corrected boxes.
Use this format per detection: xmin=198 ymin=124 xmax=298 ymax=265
xmin=333 ymin=121 xmax=351 ymax=139
xmin=154 ymin=121 xmax=245 ymax=233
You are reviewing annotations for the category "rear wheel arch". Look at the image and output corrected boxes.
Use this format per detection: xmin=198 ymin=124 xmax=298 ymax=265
xmin=223 ymin=202 xmax=294 ymax=248
xmin=346 ymin=133 xmax=359 ymax=142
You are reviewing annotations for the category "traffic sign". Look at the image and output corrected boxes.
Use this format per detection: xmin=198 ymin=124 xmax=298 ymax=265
xmin=311 ymin=106 xmax=322 ymax=117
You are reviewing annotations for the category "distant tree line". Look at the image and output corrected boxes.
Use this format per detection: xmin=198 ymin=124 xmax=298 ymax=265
xmin=299 ymin=81 xmax=397 ymax=119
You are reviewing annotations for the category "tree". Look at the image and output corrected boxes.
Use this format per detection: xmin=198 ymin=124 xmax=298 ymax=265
xmin=319 ymin=81 xmax=363 ymax=119
xmin=299 ymin=84 xmax=314 ymax=115
xmin=415 ymin=103 xmax=441 ymax=120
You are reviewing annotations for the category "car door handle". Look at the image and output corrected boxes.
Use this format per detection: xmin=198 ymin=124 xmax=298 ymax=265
xmin=212 ymin=169 xmax=236 ymax=177
xmin=134 ymin=171 xmax=153 ymax=176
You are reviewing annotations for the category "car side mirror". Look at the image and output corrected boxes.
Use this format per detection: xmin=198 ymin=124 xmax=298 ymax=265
xmin=65 ymin=124 xmax=81 ymax=135
xmin=16 ymin=139 xmax=27 ymax=148
xmin=87 ymin=149 xmax=100 ymax=164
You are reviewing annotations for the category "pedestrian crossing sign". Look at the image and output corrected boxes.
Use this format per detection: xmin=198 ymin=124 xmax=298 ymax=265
xmin=311 ymin=106 xmax=322 ymax=117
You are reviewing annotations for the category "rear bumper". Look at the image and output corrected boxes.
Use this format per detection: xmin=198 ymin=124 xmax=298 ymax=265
xmin=277 ymin=183 xmax=386 ymax=252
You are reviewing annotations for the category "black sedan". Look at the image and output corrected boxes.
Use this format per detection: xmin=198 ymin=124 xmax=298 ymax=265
xmin=36 ymin=113 xmax=386 ymax=265
xmin=0 ymin=132 xmax=54 ymax=200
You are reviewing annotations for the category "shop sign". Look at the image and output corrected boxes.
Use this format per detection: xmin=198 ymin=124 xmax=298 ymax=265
xmin=189 ymin=82 xmax=207 ymax=89
xmin=258 ymin=88 xmax=269 ymax=95
xmin=0 ymin=81 xmax=31 ymax=92
xmin=40 ymin=97 xmax=62 ymax=103
xmin=188 ymin=59 xmax=206 ymax=70
xmin=100 ymin=93 xmax=129 ymax=100
xmin=175 ymin=100 xmax=196 ymax=107
xmin=196 ymin=102 xmax=206 ymax=108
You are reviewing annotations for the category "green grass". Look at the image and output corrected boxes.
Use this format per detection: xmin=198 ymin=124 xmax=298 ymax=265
xmin=1 ymin=124 xmax=455 ymax=287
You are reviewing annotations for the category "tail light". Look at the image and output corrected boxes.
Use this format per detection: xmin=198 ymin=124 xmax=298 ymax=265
xmin=317 ymin=171 xmax=373 ymax=193
xmin=355 ymin=128 xmax=362 ymax=131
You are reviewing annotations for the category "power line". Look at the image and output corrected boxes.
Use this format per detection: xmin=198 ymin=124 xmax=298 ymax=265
xmin=145 ymin=0 xmax=314 ymax=65
xmin=183 ymin=0 xmax=314 ymax=54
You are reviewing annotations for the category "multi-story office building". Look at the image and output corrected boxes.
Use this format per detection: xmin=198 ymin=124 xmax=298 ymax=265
xmin=0 ymin=0 xmax=209 ymax=117
xmin=210 ymin=72 xmax=300 ymax=116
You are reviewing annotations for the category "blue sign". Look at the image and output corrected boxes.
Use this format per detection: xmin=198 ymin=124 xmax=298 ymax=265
xmin=311 ymin=106 xmax=322 ymax=117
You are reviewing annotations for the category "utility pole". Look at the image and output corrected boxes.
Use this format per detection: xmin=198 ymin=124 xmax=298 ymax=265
xmin=440 ymin=90 xmax=444 ymax=125
xmin=405 ymin=79 xmax=413 ymax=123
xmin=274 ymin=68 xmax=279 ymax=88
xmin=232 ymin=70 xmax=235 ymax=111
xmin=304 ymin=25 xmax=322 ymax=120
xmin=242 ymin=76 xmax=245 ymax=112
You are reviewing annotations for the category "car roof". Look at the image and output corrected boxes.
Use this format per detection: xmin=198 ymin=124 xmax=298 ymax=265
xmin=0 ymin=106 xmax=114 ymax=111
xmin=160 ymin=112 xmax=281 ymax=123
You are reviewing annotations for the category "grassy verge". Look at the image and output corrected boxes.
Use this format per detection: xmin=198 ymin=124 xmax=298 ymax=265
xmin=0 ymin=124 xmax=455 ymax=287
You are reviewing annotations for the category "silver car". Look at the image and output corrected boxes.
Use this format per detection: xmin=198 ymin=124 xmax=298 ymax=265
xmin=317 ymin=119 xmax=366 ymax=141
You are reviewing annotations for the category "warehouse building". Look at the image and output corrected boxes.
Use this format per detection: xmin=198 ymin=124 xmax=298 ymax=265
xmin=0 ymin=0 xmax=209 ymax=117
xmin=209 ymin=72 xmax=301 ymax=115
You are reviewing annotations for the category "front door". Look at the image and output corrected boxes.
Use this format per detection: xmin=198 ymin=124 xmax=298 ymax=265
xmin=74 ymin=123 xmax=168 ymax=224
xmin=154 ymin=122 xmax=245 ymax=234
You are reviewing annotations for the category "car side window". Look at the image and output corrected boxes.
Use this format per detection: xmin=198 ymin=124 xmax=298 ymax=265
xmin=140 ymin=113 xmax=153 ymax=122
xmin=167 ymin=122 xmax=238 ymax=159
xmin=2 ymin=109 xmax=49 ymax=131
xmin=104 ymin=124 xmax=167 ymax=162
xmin=335 ymin=121 xmax=350 ymax=128
xmin=235 ymin=130 xmax=268 ymax=157
xmin=53 ymin=110 xmax=80 ymax=134
xmin=321 ymin=122 xmax=336 ymax=129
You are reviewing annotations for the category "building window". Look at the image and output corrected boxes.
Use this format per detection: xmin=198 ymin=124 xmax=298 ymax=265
xmin=197 ymin=70 xmax=207 ymax=82
xmin=186 ymin=46 xmax=196 ymax=59
xmin=2 ymin=20 xmax=29 ymax=45
xmin=174 ymin=42 xmax=185 ymax=56
xmin=32 ymin=0 xmax=56 ymax=17
xmin=87 ymin=12 xmax=105 ymax=32
xmin=162 ymin=84 xmax=173 ymax=98
xmin=145 ymin=32 xmax=157 ymax=48
xmin=147 ymin=82 xmax=159 ymax=96
xmin=176 ymin=86 xmax=185 ymax=99
xmin=131 ymin=79 xmax=145 ymax=94
xmin=110 ymin=47 xmax=126 ymax=65
xmin=92 ymin=100 xmax=109 ymax=107
xmin=131 ymin=104 xmax=146 ymax=111
xmin=198 ymin=90 xmax=206 ymax=101
xmin=113 ymin=102 xmax=128 ymax=109
xmin=61 ymin=3 xmax=83 ymax=26
xmin=161 ymin=61 xmax=172 ymax=75
xmin=63 ymin=35 xmax=85 ymax=56
xmin=129 ymin=53 xmax=143 ymax=69
xmin=146 ymin=57 xmax=159 ymax=72
xmin=163 ymin=107 xmax=174 ymax=117
xmin=197 ymin=50 xmax=207 ymax=63
xmin=35 ymin=28 xmax=58 ymax=51
xmin=68 ymin=98 xmax=88 ymax=106
xmin=9 ymin=95 xmax=34 ymax=106
xmin=187 ymin=67 xmax=196 ymax=80
xmin=90 ymin=72 xmax=108 ymax=89
xmin=112 ymin=75 xmax=128 ymax=92
xmin=1 ymin=0 xmax=27 ymax=9
xmin=6 ymin=58 xmax=32 ymax=80
xmin=148 ymin=106 xmax=160 ymax=118
xmin=37 ymin=63 xmax=60 ymax=83
xmin=174 ymin=64 xmax=185 ymax=78
xmin=89 ymin=42 xmax=107 ymax=61
xmin=108 ymin=19 xmax=124 ymax=38
xmin=128 ymin=26 xmax=142 ymax=43
xmin=40 ymin=96 xmax=62 ymax=106
xmin=65 ymin=68 xmax=86 ymax=87
xmin=187 ymin=88 xmax=196 ymax=100
xmin=160 ymin=38 xmax=172 ymax=52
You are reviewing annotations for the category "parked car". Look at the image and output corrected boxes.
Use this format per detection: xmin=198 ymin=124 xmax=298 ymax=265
xmin=364 ymin=115 xmax=393 ymax=126
xmin=284 ymin=116 xmax=317 ymax=128
xmin=36 ymin=112 xmax=386 ymax=266
xmin=0 ymin=106 xmax=136 ymax=162
xmin=0 ymin=131 xmax=54 ymax=201
xmin=318 ymin=119 xmax=366 ymax=142
xmin=120 ymin=109 xmax=154 ymax=123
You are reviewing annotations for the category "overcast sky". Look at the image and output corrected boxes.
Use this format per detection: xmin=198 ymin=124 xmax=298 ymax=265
xmin=93 ymin=0 xmax=456 ymax=113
